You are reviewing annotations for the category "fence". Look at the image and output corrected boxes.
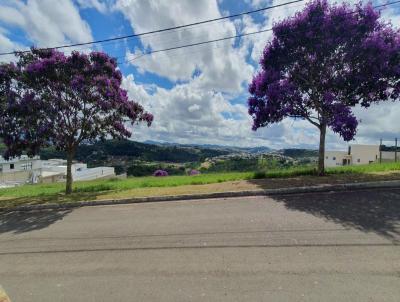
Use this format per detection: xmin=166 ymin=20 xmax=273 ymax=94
xmin=379 ymin=138 xmax=399 ymax=163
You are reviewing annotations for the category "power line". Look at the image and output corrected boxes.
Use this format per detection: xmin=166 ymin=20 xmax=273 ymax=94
xmin=123 ymin=0 xmax=400 ymax=64
xmin=0 ymin=0 xmax=305 ymax=56
xmin=125 ymin=29 xmax=272 ymax=63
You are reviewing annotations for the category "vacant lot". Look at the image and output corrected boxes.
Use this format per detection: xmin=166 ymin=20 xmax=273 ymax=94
xmin=1 ymin=162 xmax=400 ymax=209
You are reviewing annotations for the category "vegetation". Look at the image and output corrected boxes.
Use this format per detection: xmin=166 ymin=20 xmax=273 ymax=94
xmin=248 ymin=0 xmax=400 ymax=174
xmin=280 ymin=149 xmax=318 ymax=158
xmin=1 ymin=162 xmax=399 ymax=208
xmin=126 ymin=162 xmax=185 ymax=177
xmin=0 ymin=50 xmax=152 ymax=194
xmin=0 ymin=172 xmax=254 ymax=199
xmin=202 ymin=156 xmax=294 ymax=173
xmin=40 ymin=139 xmax=229 ymax=164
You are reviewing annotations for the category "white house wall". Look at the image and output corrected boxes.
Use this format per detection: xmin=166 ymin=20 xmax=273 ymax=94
xmin=324 ymin=151 xmax=348 ymax=167
xmin=0 ymin=159 xmax=41 ymax=173
xmin=0 ymin=156 xmax=115 ymax=185
xmin=350 ymin=145 xmax=379 ymax=165
xmin=73 ymin=167 xmax=115 ymax=181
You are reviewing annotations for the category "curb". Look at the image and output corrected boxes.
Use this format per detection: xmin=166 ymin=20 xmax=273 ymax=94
xmin=2 ymin=179 xmax=400 ymax=212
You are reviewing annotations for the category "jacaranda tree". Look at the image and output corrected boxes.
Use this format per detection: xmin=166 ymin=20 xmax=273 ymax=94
xmin=0 ymin=49 xmax=153 ymax=194
xmin=248 ymin=0 xmax=400 ymax=174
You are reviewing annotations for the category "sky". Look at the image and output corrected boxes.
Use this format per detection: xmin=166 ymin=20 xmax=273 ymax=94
xmin=0 ymin=0 xmax=399 ymax=150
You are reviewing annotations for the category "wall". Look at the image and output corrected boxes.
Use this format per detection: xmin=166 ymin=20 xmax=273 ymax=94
xmin=381 ymin=151 xmax=400 ymax=162
xmin=350 ymin=145 xmax=379 ymax=165
xmin=324 ymin=151 xmax=348 ymax=167
xmin=0 ymin=159 xmax=41 ymax=173
xmin=0 ymin=170 xmax=31 ymax=184
xmin=74 ymin=167 xmax=115 ymax=181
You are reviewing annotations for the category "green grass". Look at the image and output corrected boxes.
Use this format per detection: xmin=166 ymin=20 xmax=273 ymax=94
xmin=326 ymin=161 xmax=400 ymax=174
xmin=0 ymin=161 xmax=400 ymax=204
xmin=0 ymin=172 xmax=254 ymax=199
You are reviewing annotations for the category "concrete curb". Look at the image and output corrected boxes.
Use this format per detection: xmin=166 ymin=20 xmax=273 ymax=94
xmin=2 ymin=179 xmax=400 ymax=212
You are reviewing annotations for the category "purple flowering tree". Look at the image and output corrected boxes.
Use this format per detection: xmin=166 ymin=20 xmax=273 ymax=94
xmin=248 ymin=0 xmax=400 ymax=175
xmin=0 ymin=49 xmax=153 ymax=194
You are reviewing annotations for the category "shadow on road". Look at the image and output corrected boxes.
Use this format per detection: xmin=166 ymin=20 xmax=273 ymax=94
xmin=0 ymin=209 xmax=73 ymax=234
xmin=266 ymin=188 xmax=400 ymax=239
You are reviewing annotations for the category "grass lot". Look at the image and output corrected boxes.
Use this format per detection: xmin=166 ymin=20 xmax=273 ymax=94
xmin=1 ymin=162 xmax=400 ymax=209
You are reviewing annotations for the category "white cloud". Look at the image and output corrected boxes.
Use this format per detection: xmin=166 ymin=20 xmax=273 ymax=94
xmin=75 ymin=0 xmax=109 ymax=13
xmin=116 ymin=0 xmax=253 ymax=94
xmin=118 ymin=0 xmax=400 ymax=149
xmin=0 ymin=0 xmax=93 ymax=50
xmin=0 ymin=0 xmax=398 ymax=150
xmin=0 ymin=28 xmax=21 ymax=63
xmin=121 ymin=74 xmax=330 ymax=149
xmin=240 ymin=0 xmax=307 ymax=62
xmin=123 ymin=74 xmax=262 ymax=146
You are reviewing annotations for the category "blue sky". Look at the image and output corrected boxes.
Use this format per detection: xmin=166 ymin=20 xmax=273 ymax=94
xmin=0 ymin=0 xmax=399 ymax=149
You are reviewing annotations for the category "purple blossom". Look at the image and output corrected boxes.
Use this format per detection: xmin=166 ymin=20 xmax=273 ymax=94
xmin=247 ymin=0 xmax=400 ymax=174
xmin=0 ymin=48 xmax=153 ymax=193
xmin=189 ymin=169 xmax=201 ymax=176
xmin=153 ymin=170 xmax=168 ymax=177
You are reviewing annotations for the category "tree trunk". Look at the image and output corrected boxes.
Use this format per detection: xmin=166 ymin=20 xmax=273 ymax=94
xmin=318 ymin=123 xmax=326 ymax=176
xmin=65 ymin=149 xmax=74 ymax=195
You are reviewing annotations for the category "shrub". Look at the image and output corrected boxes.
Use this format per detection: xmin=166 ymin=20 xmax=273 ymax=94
xmin=253 ymin=171 xmax=267 ymax=179
xmin=153 ymin=170 xmax=169 ymax=177
xmin=189 ymin=169 xmax=201 ymax=176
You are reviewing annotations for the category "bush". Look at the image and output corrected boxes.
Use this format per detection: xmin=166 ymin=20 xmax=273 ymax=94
xmin=189 ymin=169 xmax=201 ymax=176
xmin=253 ymin=171 xmax=267 ymax=179
xmin=114 ymin=165 xmax=125 ymax=175
xmin=127 ymin=163 xmax=185 ymax=176
xmin=153 ymin=170 xmax=169 ymax=177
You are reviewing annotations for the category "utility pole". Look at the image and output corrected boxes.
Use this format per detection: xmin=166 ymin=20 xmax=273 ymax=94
xmin=379 ymin=138 xmax=382 ymax=164
xmin=395 ymin=138 xmax=398 ymax=163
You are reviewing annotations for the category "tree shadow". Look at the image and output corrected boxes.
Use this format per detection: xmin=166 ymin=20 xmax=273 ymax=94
xmin=267 ymin=188 xmax=400 ymax=240
xmin=0 ymin=208 xmax=73 ymax=234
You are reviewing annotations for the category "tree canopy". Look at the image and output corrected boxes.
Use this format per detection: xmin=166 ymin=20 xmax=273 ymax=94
xmin=0 ymin=49 xmax=153 ymax=193
xmin=248 ymin=0 xmax=400 ymax=173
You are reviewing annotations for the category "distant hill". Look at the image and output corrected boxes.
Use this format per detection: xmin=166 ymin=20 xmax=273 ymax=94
xmin=1 ymin=139 xmax=317 ymax=165
xmin=277 ymin=148 xmax=318 ymax=158
xmin=144 ymin=140 xmax=272 ymax=154
xmin=39 ymin=139 xmax=230 ymax=163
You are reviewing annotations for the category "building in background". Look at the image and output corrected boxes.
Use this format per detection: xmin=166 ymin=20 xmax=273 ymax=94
xmin=0 ymin=156 xmax=115 ymax=187
xmin=324 ymin=149 xmax=352 ymax=167
xmin=325 ymin=144 xmax=398 ymax=167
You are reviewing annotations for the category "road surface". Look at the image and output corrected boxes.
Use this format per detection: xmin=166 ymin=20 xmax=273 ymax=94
xmin=0 ymin=189 xmax=399 ymax=301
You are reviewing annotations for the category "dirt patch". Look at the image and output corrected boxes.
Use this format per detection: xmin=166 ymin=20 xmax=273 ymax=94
xmin=96 ymin=172 xmax=400 ymax=200
xmin=2 ymin=172 xmax=400 ymax=209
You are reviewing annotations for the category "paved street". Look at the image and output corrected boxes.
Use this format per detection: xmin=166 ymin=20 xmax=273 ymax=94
xmin=0 ymin=189 xmax=399 ymax=301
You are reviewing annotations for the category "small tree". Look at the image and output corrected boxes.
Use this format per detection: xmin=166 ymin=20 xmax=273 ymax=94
xmin=0 ymin=49 xmax=153 ymax=194
xmin=248 ymin=0 xmax=399 ymax=175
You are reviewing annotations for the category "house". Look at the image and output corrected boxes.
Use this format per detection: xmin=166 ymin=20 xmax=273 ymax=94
xmin=350 ymin=144 xmax=380 ymax=165
xmin=0 ymin=155 xmax=41 ymax=173
xmin=40 ymin=159 xmax=115 ymax=181
xmin=324 ymin=150 xmax=352 ymax=167
xmin=325 ymin=144 xmax=382 ymax=167
xmin=0 ymin=155 xmax=41 ymax=187
xmin=0 ymin=156 xmax=115 ymax=187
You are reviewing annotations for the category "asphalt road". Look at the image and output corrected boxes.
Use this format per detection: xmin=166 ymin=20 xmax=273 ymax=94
xmin=0 ymin=189 xmax=399 ymax=302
